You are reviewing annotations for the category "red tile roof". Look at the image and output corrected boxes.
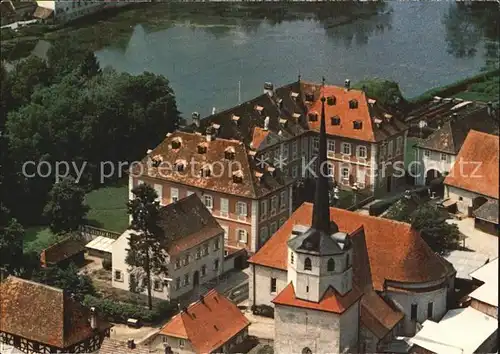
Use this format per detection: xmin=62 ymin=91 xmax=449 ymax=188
xmin=248 ymin=203 xmax=453 ymax=291
xmin=301 ymin=82 xmax=407 ymax=142
xmin=0 ymin=277 xmax=111 ymax=349
xmin=131 ymin=131 xmax=289 ymax=199
xmin=272 ymin=283 xmax=363 ymax=314
xmin=251 ymin=127 xmax=270 ymax=150
xmin=159 ymin=289 xmax=250 ymax=353
xmin=444 ymin=130 xmax=499 ymax=199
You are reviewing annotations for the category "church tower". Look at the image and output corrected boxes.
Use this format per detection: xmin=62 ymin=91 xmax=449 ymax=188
xmin=273 ymin=82 xmax=360 ymax=354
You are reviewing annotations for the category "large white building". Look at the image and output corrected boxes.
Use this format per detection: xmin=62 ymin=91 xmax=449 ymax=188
xmin=35 ymin=0 xmax=136 ymax=22
xmin=248 ymin=97 xmax=456 ymax=353
xmin=112 ymin=194 xmax=225 ymax=301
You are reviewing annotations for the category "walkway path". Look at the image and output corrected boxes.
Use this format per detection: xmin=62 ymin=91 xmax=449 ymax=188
xmin=447 ymin=218 xmax=498 ymax=259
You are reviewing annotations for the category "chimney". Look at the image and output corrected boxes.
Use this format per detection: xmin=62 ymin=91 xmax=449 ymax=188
xmin=212 ymin=107 xmax=216 ymax=115
xmin=89 ymin=307 xmax=97 ymax=330
xmin=127 ymin=339 xmax=135 ymax=350
xmin=264 ymin=116 xmax=270 ymax=130
xmin=487 ymin=101 xmax=493 ymax=116
xmin=264 ymin=82 xmax=274 ymax=97
xmin=344 ymin=79 xmax=351 ymax=91
xmin=192 ymin=112 xmax=201 ymax=127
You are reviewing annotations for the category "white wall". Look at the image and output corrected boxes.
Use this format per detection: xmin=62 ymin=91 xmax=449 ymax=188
xmin=112 ymin=231 xmax=224 ymax=301
xmin=387 ymin=286 xmax=447 ymax=336
xmin=250 ymin=264 xmax=287 ymax=307
xmin=150 ymin=335 xmax=196 ymax=354
xmin=445 ymin=185 xmax=482 ymax=215
xmin=415 ymin=148 xmax=456 ymax=185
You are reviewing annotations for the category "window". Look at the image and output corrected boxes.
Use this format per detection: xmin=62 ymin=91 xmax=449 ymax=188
xmin=424 ymin=150 xmax=430 ymax=158
xmin=279 ymin=217 xmax=286 ymax=227
xmin=327 ymin=139 xmax=335 ymax=158
xmin=411 ymin=304 xmax=418 ymax=320
xmin=427 ymin=302 xmax=433 ymax=318
xmin=282 ymin=144 xmax=289 ymax=159
xmin=196 ymin=247 xmax=201 ymax=259
xmin=292 ymin=166 xmax=298 ymax=178
xmin=174 ymin=259 xmax=181 ymax=270
xmin=260 ymin=200 xmax=268 ymax=220
xmin=171 ymin=188 xmax=179 ymax=203
xmin=222 ymin=225 xmax=229 ymax=241
xmin=346 ymin=253 xmax=350 ymax=268
xmin=203 ymin=243 xmax=209 ymax=256
xmin=270 ymin=222 xmax=278 ymax=235
xmin=341 ymin=167 xmax=350 ymax=182
xmin=341 ymin=143 xmax=351 ymax=155
xmin=220 ymin=198 xmax=229 ymax=217
xmin=179 ymin=339 xmax=185 ymax=349
xmin=313 ymin=137 xmax=319 ymax=152
xmin=213 ymin=237 xmax=221 ymax=250
xmin=201 ymin=265 xmax=207 ymax=277
xmin=154 ymin=184 xmax=163 ymax=203
xmin=183 ymin=254 xmax=190 ymax=266
xmin=357 ymin=146 xmax=367 ymax=159
xmin=396 ymin=136 xmax=403 ymax=154
xmin=260 ymin=226 xmax=268 ymax=242
xmin=283 ymin=167 xmax=289 ymax=176
xmin=175 ymin=277 xmax=180 ymax=290
xmin=214 ymin=259 xmax=219 ymax=271
xmin=290 ymin=252 xmax=294 ymax=264
xmin=236 ymin=201 xmax=247 ymax=219
xmin=271 ymin=196 xmax=278 ymax=216
xmin=327 ymin=258 xmax=335 ymax=271
xmin=153 ymin=279 xmax=162 ymax=291
xmin=306 ymin=285 xmax=309 ymax=293
xmin=357 ymin=169 xmax=366 ymax=188
xmin=387 ymin=140 xmax=394 ymax=158
xmin=302 ymin=347 xmax=312 ymax=354
xmin=114 ymin=270 xmax=123 ymax=281
xmin=280 ymin=190 xmax=286 ymax=210
xmin=326 ymin=162 xmax=334 ymax=177
xmin=441 ymin=153 xmax=448 ymax=162
xmin=270 ymin=278 xmax=277 ymax=293
xmin=304 ymin=257 xmax=312 ymax=271
xmin=238 ymin=229 xmax=248 ymax=243
xmin=204 ymin=195 xmax=213 ymax=210
xmin=183 ymin=274 xmax=189 ymax=286
xmin=292 ymin=141 xmax=298 ymax=159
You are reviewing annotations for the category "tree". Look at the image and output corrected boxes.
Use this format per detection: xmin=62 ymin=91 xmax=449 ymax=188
xmin=126 ymin=184 xmax=168 ymax=310
xmin=353 ymin=78 xmax=408 ymax=111
xmin=43 ymin=177 xmax=89 ymax=235
xmin=32 ymin=263 xmax=96 ymax=301
xmin=0 ymin=205 xmax=24 ymax=276
xmin=8 ymin=56 xmax=53 ymax=106
xmin=79 ymin=51 xmax=101 ymax=78
xmin=47 ymin=38 xmax=90 ymax=78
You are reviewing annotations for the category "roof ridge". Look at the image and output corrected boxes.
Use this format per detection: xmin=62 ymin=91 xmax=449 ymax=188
xmin=5 ymin=275 xmax=64 ymax=293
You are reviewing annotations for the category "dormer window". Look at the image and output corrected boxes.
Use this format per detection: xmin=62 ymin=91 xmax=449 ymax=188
xmin=267 ymin=166 xmax=276 ymax=177
xmin=353 ymin=120 xmax=363 ymax=130
xmin=200 ymin=165 xmax=211 ymax=177
xmin=290 ymin=252 xmax=294 ymax=264
xmin=171 ymin=137 xmax=182 ymax=149
xmin=349 ymin=99 xmax=358 ymax=109
xmin=331 ymin=116 xmax=341 ymax=125
xmin=232 ymin=115 xmax=240 ymax=124
xmin=197 ymin=143 xmax=207 ymax=154
xmin=278 ymin=99 xmax=284 ymax=109
xmin=308 ymin=112 xmax=318 ymax=122
xmin=292 ymin=113 xmax=301 ymax=120
xmin=175 ymin=159 xmax=186 ymax=172
xmin=279 ymin=118 xmax=287 ymax=127
xmin=305 ymin=93 xmax=314 ymax=102
xmin=224 ymin=147 xmax=235 ymax=160
xmin=255 ymin=105 xmax=264 ymax=115
xmin=291 ymin=91 xmax=299 ymax=100
xmin=304 ymin=257 xmax=312 ymax=271
xmin=232 ymin=170 xmax=243 ymax=183
xmin=327 ymin=96 xmax=336 ymax=106
xmin=327 ymin=258 xmax=335 ymax=271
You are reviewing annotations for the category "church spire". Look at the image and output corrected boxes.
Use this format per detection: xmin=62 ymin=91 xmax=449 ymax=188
xmin=311 ymin=80 xmax=335 ymax=233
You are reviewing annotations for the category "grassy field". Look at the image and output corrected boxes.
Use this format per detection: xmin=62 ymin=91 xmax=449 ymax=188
xmin=84 ymin=180 xmax=129 ymax=232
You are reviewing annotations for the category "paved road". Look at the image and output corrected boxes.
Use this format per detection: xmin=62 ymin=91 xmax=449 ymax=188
xmin=447 ymin=217 xmax=498 ymax=259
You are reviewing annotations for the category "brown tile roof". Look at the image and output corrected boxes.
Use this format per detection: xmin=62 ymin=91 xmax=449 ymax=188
xmin=40 ymin=236 xmax=85 ymax=267
xmin=416 ymin=107 xmax=500 ymax=154
xmin=159 ymin=289 xmax=250 ymax=354
xmin=301 ymin=82 xmax=407 ymax=142
xmin=131 ymin=131 xmax=290 ymax=199
xmin=474 ymin=199 xmax=499 ymax=224
xmin=0 ymin=276 xmax=111 ymax=349
xmin=98 ymin=338 xmax=151 ymax=354
xmin=156 ymin=194 xmax=224 ymax=255
xmin=360 ymin=290 xmax=404 ymax=339
xmin=248 ymin=203 xmax=453 ymax=291
xmin=444 ymin=130 xmax=499 ymax=199
xmin=272 ymin=283 xmax=363 ymax=314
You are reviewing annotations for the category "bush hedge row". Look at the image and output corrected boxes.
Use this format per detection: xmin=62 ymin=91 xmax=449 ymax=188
xmin=83 ymin=295 xmax=177 ymax=324
xmin=251 ymin=304 xmax=274 ymax=318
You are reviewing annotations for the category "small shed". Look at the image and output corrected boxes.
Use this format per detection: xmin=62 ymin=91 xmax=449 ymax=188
xmin=86 ymin=236 xmax=115 ymax=258
xmin=40 ymin=237 xmax=86 ymax=268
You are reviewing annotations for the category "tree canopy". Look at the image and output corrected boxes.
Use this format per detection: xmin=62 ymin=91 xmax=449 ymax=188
xmin=353 ymin=78 xmax=408 ymax=111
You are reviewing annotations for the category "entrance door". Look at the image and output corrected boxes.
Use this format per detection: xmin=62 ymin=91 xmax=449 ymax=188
xmin=193 ymin=271 xmax=200 ymax=287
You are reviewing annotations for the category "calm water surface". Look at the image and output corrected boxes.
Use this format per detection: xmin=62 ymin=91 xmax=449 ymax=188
xmin=94 ymin=2 xmax=495 ymax=117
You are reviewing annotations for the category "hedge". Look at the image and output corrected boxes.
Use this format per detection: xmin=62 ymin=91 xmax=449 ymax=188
xmin=251 ymin=304 xmax=274 ymax=318
xmin=83 ymin=295 xmax=177 ymax=324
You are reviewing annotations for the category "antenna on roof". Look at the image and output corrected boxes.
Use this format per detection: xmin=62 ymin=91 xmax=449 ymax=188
xmin=298 ymin=70 xmax=301 ymax=82
xmin=322 ymin=76 xmax=325 ymax=87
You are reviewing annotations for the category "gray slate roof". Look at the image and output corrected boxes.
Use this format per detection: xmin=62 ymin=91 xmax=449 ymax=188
xmin=474 ymin=199 xmax=499 ymax=224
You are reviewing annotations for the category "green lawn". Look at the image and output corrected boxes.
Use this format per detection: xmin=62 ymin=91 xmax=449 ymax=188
xmin=23 ymin=226 xmax=58 ymax=254
xmin=84 ymin=179 xmax=129 ymax=232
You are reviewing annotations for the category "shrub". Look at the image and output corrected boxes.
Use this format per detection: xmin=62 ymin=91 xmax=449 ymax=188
xmin=1 ymin=28 xmax=16 ymax=40
xmin=251 ymin=304 xmax=274 ymax=318
xmin=368 ymin=200 xmax=394 ymax=216
xmin=82 ymin=295 xmax=177 ymax=324
xmin=102 ymin=257 xmax=112 ymax=270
